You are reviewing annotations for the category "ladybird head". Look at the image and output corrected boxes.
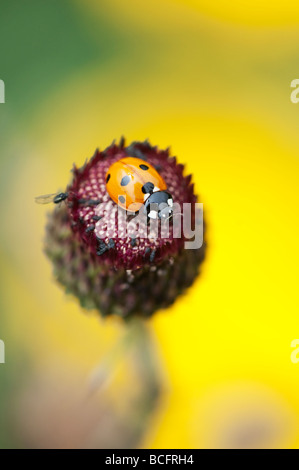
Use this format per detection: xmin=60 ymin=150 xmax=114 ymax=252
xmin=144 ymin=190 xmax=173 ymax=220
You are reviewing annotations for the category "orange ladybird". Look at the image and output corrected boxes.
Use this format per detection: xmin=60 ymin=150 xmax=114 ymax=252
xmin=105 ymin=157 xmax=173 ymax=219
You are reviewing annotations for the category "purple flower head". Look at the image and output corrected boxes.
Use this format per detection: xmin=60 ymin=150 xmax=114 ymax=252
xmin=44 ymin=139 xmax=206 ymax=318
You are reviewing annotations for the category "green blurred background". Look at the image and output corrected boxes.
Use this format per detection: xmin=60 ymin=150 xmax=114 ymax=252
xmin=1 ymin=0 xmax=299 ymax=448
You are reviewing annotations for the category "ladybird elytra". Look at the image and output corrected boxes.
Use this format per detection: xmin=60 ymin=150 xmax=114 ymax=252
xmin=105 ymin=157 xmax=168 ymax=212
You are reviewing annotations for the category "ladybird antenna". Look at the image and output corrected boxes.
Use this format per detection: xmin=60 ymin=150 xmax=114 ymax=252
xmin=164 ymin=212 xmax=182 ymax=222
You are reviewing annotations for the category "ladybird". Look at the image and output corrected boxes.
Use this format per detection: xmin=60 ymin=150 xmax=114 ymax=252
xmin=105 ymin=157 xmax=173 ymax=219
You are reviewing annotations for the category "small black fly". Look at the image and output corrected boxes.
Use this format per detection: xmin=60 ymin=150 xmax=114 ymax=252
xmin=35 ymin=192 xmax=69 ymax=205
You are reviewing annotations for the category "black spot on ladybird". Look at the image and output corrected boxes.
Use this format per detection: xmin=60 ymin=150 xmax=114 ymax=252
xmin=106 ymin=174 xmax=111 ymax=183
xmin=142 ymin=182 xmax=154 ymax=194
xmin=119 ymin=195 xmax=126 ymax=204
xmin=121 ymin=175 xmax=131 ymax=186
xmin=139 ymin=164 xmax=149 ymax=171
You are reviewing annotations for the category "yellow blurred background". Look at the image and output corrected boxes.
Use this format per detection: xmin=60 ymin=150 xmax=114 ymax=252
xmin=0 ymin=0 xmax=299 ymax=448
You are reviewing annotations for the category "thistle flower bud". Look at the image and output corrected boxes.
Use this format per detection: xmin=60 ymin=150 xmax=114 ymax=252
xmin=44 ymin=139 xmax=206 ymax=318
